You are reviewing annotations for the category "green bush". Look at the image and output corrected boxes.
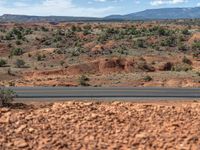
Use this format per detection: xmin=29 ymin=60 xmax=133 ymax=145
xmin=0 ymin=59 xmax=7 ymax=67
xmin=0 ymin=88 xmax=16 ymax=107
xmin=5 ymin=32 xmax=13 ymax=40
xmin=192 ymin=52 xmax=200 ymax=58
xmin=182 ymin=29 xmax=190 ymax=35
xmin=60 ymin=60 xmax=65 ymax=66
xmin=37 ymin=54 xmax=46 ymax=61
xmin=41 ymin=26 xmax=49 ymax=32
xmin=16 ymin=40 xmax=22 ymax=45
xmin=158 ymin=28 xmax=171 ymax=36
xmin=11 ymin=48 xmax=24 ymax=56
xmin=182 ymin=56 xmax=192 ymax=65
xmin=161 ymin=36 xmax=177 ymax=47
xmin=15 ymin=59 xmax=25 ymax=68
xmin=178 ymin=44 xmax=189 ymax=51
xmin=143 ymin=75 xmax=153 ymax=82
xmin=172 ymin=64 xmax=192 ymax=72
xmin=79 ymin=75 xmax=90 ymax=86
xmin=192 ymin=41 xmax=200 ymax=50
xmin=71 ymin=25 xmax=77 ymax=32
xmin=136 ymin=39 xmax=146 ymax=48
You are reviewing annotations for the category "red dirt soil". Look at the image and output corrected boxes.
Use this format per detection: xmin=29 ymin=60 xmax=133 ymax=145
xmin=1 ymin=101 xmax=200 ymax=149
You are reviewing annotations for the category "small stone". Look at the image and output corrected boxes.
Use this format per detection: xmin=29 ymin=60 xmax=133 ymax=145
xmin=0 ymin=108 xmax=10 ymax=113
xmin=14 ymin=139 xmax=28 ymax=148
xmin=0 ymin=116 xmax=10 ymax=123
xmin=28 ymin=128 xmax=35 ymax=133
xmin=83 ymin=102 xmax=93 ymax=106
xmin=135 ymin=132 xmax=149 ymax=138
xmin=15 ymin=125 xmax=27 ymax=134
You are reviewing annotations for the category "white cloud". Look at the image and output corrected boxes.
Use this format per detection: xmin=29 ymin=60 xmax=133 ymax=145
xmin=150 ymin=0 xmax=186 ymax=6
xmin=0 ymin=0 xmax=114 ymax=17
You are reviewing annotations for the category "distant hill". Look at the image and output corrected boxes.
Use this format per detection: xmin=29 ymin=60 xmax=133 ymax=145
xmin=0 ymin=14 xmax=100 ymax=22
xmin=105 ymin=7 xmax=200 ymax=20
xmin=1 ymin=7 xmax=200 ymax=22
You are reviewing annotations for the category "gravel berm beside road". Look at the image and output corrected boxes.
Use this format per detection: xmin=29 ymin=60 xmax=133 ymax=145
xmin=0 ymin=101 xmax=200 ymax=149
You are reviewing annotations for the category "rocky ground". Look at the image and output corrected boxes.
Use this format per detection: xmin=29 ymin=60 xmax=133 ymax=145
xmin=1 ymin=101 xmax=200 ymax=149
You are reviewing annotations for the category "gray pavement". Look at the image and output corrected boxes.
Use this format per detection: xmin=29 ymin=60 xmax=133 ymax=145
xmin=7 ymin=87 xmax=200 ymax=99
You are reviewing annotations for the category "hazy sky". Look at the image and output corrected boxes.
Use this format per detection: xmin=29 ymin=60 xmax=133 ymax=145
xmin=0 ymin=0 xmax=199 ymax=17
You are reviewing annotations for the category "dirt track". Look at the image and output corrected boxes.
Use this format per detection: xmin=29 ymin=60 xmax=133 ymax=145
xmin=0 ymin=101 xmax=200 ymax=149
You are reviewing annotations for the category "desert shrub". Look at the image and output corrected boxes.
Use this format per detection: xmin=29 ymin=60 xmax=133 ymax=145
xmin=137 ymin=59 xmax=155 ymax=72
xmin=71 ymin=48 xmax=82 ymax=57
xmin=192 ymin=51 xmax=200 ymax=58
xmin=15 ymin=59 xmax=25 ymax=68
xmin=158 ymin=28 xmax=170 ymax=36
xmin=136 ymin=39 xmax=146 ymax=48
xmin=65 ymin=30 xmax=75 ymax=38
xmin=97 ymin=33 xmax=108 ymax=43
xmin=192 ymin=41 xmax=200 ymax=50
xmin=37 ymin=55 xmax=42 ymax=61
xmin=0 ymin=59 xmax=7 ymax=67
xmin=161 ymin=36 xmax=177 ymax=47
xmin=178 ymin=44 xmax=189 ymax=51
xmin=11 ymin=48 xmax=24 ymax=56
xmin=71 ymin=25 xmax=77 ymax=32
xmin=143 ymin=75 xmax=153 ymax=82
xmin=150 ymin=27 xmax=173 ymax=36
xmin=60 ymin=60 xmax=65 ymax=66
xmin=83 ymin=29 xmax=90 ymax=35
xmin=54 ymin=49 xmax=67 ymax=54
xmin=7 ymin=44 xmax=12 ymax=49
xmin=105 ymin=28 xmax=119 ymax=34
xmin=83 ymin=24 xmax=92 ymax=31
xmin=41 ymin=26 xmax=49 ymax=32
xmin=160 ymin=62 xmax=173 ymax=71
xmin=182 ymin=29 xmax=190 ymax=35
xmin=5 ymin=32 xmax=13 ymax=40
xmin=53 ymin=36 xmax=62 ymax=42
xmin=196 ymin=72 xmax=200 ymax=76
xmin=44 ymin=40 xmax=51 ymax=46
xmin=0 ymin=88 xmax=16 ymax=107
xmin=7 ymin=68 xmax=15 ymax=76
xmin=10 ymin=28 xmax=23 ymax=40
xmin=178 ymin=35 xmax=187 ymax=42
xmin=8 ymin=82 xmax=15 ymax=86
xmin=182 ymin=56 xmax=192 ymax=65
xmin=117 ymin=49 xmax=128 ymax=55
xmin=25 ymin=28 xmax=33 ymax=35
xmin=28 ymin=53 xmax=32 ymax=57
xmin=172 ymin=64 xmax=192 ymax=72
xmin=37 ymin=54 xmax=46 ymax=61
xmin=0 ymin=29 xmax=6 ymax=33
xmin=79 ymin=75 xmax=90 ymax=86
xmin=16 ymin=40 xmax=22 ymax=45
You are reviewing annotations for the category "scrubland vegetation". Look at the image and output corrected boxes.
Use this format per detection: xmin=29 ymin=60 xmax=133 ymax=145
xmin=0 ymin=20 xmax=199 ymax=87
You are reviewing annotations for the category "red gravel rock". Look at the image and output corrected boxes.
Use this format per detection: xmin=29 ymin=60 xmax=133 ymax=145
xmin=0 ymin=101 xmax=200 ymax=149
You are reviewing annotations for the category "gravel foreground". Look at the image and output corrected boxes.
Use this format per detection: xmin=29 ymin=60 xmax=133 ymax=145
xmin=1 ymin=101 xmax=200 ymax=150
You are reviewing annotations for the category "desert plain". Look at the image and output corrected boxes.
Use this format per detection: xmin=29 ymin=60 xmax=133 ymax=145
xmin=0 ymin=20 xmax=199 ymax=87
xmin=0 ymin=19 xmax=200 ymax=150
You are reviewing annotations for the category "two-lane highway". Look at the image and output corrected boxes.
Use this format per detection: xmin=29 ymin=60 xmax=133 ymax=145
xmin=8 ymin=87 xmax=200 ymax=99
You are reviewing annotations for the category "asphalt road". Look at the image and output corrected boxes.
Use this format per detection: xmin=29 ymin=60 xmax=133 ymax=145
xmin=8 ymin=87 xmax=200 ymax=99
